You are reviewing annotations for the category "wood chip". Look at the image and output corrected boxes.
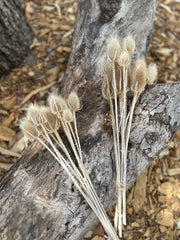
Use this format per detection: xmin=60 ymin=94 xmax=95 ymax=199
xmin=0 ymin=146 xmax=20 ymax=158
xmin=158 ymin=182 xmax=173 ymax=195
xmin=156 ymin=210 xmax=174 ymax=228
xmin=3 ymin=95 xmax=17 ymax=110
xmin=168 ymin=168 xmax=180 ymax=176
xmin=0 ymin=126 xmax=15 ymax=141
xmin=133 ymin=170 xmax=147 ymax=212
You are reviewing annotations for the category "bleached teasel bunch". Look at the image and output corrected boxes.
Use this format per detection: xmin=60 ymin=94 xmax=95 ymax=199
xmin=101 ymin=35 xmax=157 ymax=238
xmin=20 ymin=92 xmax=119 ymax=240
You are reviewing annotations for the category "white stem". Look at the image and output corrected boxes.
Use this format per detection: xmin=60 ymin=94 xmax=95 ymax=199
xmin=37 ymin=137 xmax=118 ymax=239
xmin=122 ymin=67 xmax=128 ymax=226
xmin=73 ymin=112 xmax=83 ymax=160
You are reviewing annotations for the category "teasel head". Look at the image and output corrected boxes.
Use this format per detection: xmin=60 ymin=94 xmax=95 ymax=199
xmin=106 ymin=37 xmax=121 ymax=61
xmin=63 ymin=108 xmax=73 ymax=123
xmin=131 ymin=59 xmax=147 ymax=93
xmin=117 ymin=51 xmax=130 ymax=68
xmin=122 ymin=36 xmax=135 ymax=55
xmin=40 ymin=106 xmax=60 ymax=133
xmin=27 ymin=104 xmax=47 ymax=126
xmin=48 ymin=93 xmax=67 ymax=115
xmin=146 ymin=63 xmax=158 ymax=85
xmin=68 ymin=92 xmax=80 ymax=112
xmin=20 ymin=119 xmax=40 ymax=141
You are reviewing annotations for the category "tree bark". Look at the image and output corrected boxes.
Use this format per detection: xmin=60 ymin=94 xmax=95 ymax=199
xmin=0 ymin=0 xmax=33 ymax=75
xmin=1 ymin=1 xmax=179 ymax=240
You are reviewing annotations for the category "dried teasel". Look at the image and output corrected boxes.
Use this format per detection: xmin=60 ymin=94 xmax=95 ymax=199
xmin=27 ymin=104 xmax=47 ymax=126
xmin=48 ymin=93 xmax=67 ymax=115
xmin=122 ymin=36 xmax=135 ymax=55
xmin=63 ymin=108 xmax=73 ymax=122
xmin=40 ymin=106 xmax=60 ymax=132
xmin=131 ymin=59 xmax=147 ymax=92
xmin=117 ymin=51 xmax=130 ymax=67
xmin=68 ymin=92 xmax=80 ymax=112
xmin=106 ymin=37 xmax=121 ymax=61
xmin=146 ymin=63 xmax=158 ymax=85
xmin=20 ymin=119 xmax=40 ymax=141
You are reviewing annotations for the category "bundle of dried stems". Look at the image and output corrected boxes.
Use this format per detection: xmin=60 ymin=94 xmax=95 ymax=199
xmin=101 ymin=35 xmax=157 ymax=237
xmin=20 ymin=35 xmax=157 ymax=239
xmin=20 ymin=92 xmax=119 ymax=240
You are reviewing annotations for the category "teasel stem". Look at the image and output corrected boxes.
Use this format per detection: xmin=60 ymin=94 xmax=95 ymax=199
xmin=106 ymin=78 xmax=120 ymax=233
xmin=42 ymin=126 xmax=111 ymax=233
xmin=49 ymin=131 xmax=84 ymax=182
xmin=70 ymin=110 xmax=119 ymax=239
xmin=68 ymin=121 xmax=81 ymax=155
xmin=38 ymin=136 xmax=118 ymax=240
xmin=72 ymin=111 xmax=83 ymax=160
xmin=121 ymin=66 xmax=128 ymax=226
xmin=112 ymin=61 xmax=123 ymax=237
xmin=57 ymin=113 xmax=82 ymax=166
xmin=125 ymin=91 xmax=139 ymax=153
xmin=52 ymin=116 xmax=119 ymax=240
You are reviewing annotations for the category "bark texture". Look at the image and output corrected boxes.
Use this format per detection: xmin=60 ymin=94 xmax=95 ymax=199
xmin=1 ymin=0 xmax=180 ymax=240
xmin=0 ymin=0 xmax=33 ymax=75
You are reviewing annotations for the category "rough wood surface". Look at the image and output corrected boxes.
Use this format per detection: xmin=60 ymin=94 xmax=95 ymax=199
xmin=1 ymin=0 xmax=180 ymax=240
xmin=0 ymin=0 xmax=33 ymax=75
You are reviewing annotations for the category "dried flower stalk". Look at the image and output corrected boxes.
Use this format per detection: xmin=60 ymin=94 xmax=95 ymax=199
xmin=102 ymin=35 xmax=157 ymax=238
xmin=21 ymin=93 xmax=119 ymax=240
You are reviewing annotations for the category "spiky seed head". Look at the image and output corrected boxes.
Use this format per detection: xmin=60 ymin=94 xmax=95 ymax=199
xmin=122 ymin=36 xmax=135 ymax=55
xmin=68 ymin=92 xmax=80 ymax=112
xmin=48 ymin=93 xmax=67 ymax=114
xmin=146 ymin=63 xmax=158 ymax=85
xmin=63 ymin=109 xmax=73 ymax=122
xmin=40 ymin=106 xmax=60 ymax=132
xmin=106 ymin=37 xmax=121 ymax=61
xmin=131 ymin=59 xmax=147 ymax=93
xmin=20 ymin=119 xmax=39 ymax=141
xmin=117 ymin=51 xmax=130 ymax=67
xmin=27 ymin=104 xmax=47 ymax=126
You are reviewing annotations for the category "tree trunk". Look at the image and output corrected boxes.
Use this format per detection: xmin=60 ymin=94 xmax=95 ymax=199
xmin=0 ymin=0 xmax=33 ymax=75
xmin=0 ymin=1 xmax=179 ymax=240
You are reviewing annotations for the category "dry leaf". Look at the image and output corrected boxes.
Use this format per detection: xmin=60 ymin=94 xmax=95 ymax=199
xmin=11 ymin=137 xmax=27 ymax=154
xmin=158 ymin=182 xmax=173 ymax=195
xmin=156 ymin=210 xmax=174 ymax=228
xmin=3 ymin=95 xmax=17 ymax=110
xmin=2 ymin=112 xmax=15 ymax=126
xmin=0 ymin=109 xmax=8 ymax=115
xmin=168 ymin=168 xmax=180 ymax=176
xmin=0 ymin=126 xmax=15 ymax=141
xmin=155 ymin=48 xmax=173 ymax=56
xmin=47 ymin=66 xmax=61 ymax=82
xmin=0 ymin=162 xmax=13 ymax=171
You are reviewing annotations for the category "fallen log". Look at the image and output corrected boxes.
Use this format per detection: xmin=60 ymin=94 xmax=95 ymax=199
xmin=0 ymin=0 xmax=179 ymax=240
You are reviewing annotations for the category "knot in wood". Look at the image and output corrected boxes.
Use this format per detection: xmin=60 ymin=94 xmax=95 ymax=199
xmin=144 ymin=132 xmax=158 ymax=145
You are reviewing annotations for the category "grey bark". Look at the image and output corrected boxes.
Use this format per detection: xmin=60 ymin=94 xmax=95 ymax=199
xmin=1 ymin=0 xmax=179 ymax=240
xmin=0 ymin=0 xmax=33 ymax=75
